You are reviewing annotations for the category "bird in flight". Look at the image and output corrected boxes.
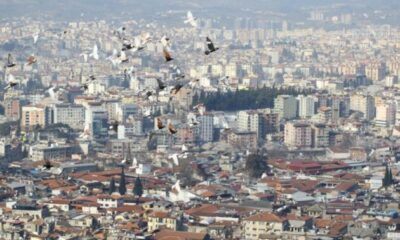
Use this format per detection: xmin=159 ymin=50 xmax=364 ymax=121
xmin=163 ymin=48 xmax=173 ymax=62
xmin=161 ymin=36 xmax=171 ymax=48
xmin=170 ymin=83 xmax=183 ymax=95
xmin=157 ymin=118 xmax=165 ymax=129
xmin=26 ymin=55 xmax=37 ymax=65
xmin=6 ymin=54 xmax=16 ymax=68
xmin=42 ymin=160 xmax=53 ymax=170
xmin=168 ymin=122 xmax=178 ymax=134
xmin=90 ymin=44 xmax=99 ymax=60
xmin=172 ymin=65 xmax=185 ymax=80
xmin=156 ymin=78 xmax=166 ymax=90
xmin=205 ymin=37 xmax=219 ymax=55
xmin=184 ymin=11 xmax=198 ymax=28
xmin=114 ymin=26 xmax=126 ymax=40
xmin=4 ymin=74 xmax=18 ymax=91
xmin=32 ymin=33 xmax=39 ymax=44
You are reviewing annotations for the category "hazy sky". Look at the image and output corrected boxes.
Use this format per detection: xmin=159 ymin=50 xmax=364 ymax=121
xmin=1 ymin=0 xmax=399 ymax=22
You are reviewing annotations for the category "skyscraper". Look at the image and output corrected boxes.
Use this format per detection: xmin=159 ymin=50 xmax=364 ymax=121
xmin=297 ymin=95 xmax=315 ymax=118
xmin=237 ymin=110 xmax=263 ymax=140
xmin=197 ymin=114 xmax=214 ymax=143
xmin=53 ymin=104 xmax=85 ymax=130
xmin=350 ymin=94 xmax=375 ymax=120
xmin=274 ymin=95 xmax=297 ymax=120
xmin=85 ymin=104 xmax=108 ymax=138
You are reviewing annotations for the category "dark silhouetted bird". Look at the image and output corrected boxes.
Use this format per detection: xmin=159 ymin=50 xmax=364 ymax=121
xmin=6 ymin=54 xmax=16 ymax=68
xmin=205 ymin=37 xmax=219 ymax=55
xmin=43 ymin=160 xmax=53 ymax=170
xmin=156 ymin=78 xmax=166 ymax=90
xmin=170 ymin=84 xmax=183 ymax=95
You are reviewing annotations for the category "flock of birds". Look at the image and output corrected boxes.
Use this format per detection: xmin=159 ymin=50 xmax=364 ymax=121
xmin=2 ymin=11 xmax=222 ymax=171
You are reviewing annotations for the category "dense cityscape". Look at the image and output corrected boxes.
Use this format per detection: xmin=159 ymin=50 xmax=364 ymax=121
xmin=1 ymin=1 xmax=400 ymax=239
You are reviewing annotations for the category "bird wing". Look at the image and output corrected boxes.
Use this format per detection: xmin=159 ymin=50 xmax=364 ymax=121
xmin=142 ymin=33 xmax=151 ymax=44
xmin=8 ymin=54 xmax=13 ymax=64
xmin=163 ymin=48 xmax=172 ymax=61
xmin=206 ymin=37 xmax=215 ymax=50
xmin=187 ymin=11 xmax=193 ymax=20
xmin=33 ymin=34 xmax=39 ymax=44
xmin=157 ymin=78 xmax=165 ymax=88
xmin=182 ymin=145 xmax=188 ymax=152
xmin=190 ymin=20 xmax=197 ymax=27
xmin=134 ymin=37 xmax=142 ymax=47
xmin=161 ymin=36 xmax=169 ymax=47
xmin=91 ymin=44 xmax=99 ymax=59
xmin=157 ymin=118 xmax=164 ymax=129
xmin=8 ymin=74 xmax=15 ymax=83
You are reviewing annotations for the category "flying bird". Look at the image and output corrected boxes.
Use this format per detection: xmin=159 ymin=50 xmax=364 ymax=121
xmin=189 ymin=117 xmax=199 ymax=127
xmin=6 ymin=54 xmax=16 ymax=68
xmin=26 ymin=55 xmax=37 ymax=65
xmin=184 ymin=11 xmax=198 ymax=28
xmin=141 ymin=89 xmax=156 ymax=100
xmin=141 ymin=32 xmax=152 ymax=44
xmin=172 ymin=65 xmax=185 ymax=80
xmin=90 ymin=44 xmax=99 ymax=60
xmin=114 ymin=26 xmax=126 ymax=39
xmin=32 ymin=33 xmax=39 ymax=44
xmin=168 ymin=153 xmax=180 ymax=166
xmin=157 ymin=118 xmax=165 ymax=129
xmin=172 ymin=180 xmax=181 ymax=192
xmin=160 ymin=36 xmax=171 ymax=48
xmin=156 ymin=78 xmax=166 ymax=90
xmin=82 ymin=75 xmax=95 ymax=90
xmin=46 ymin=86 xmax=66 ymax=100
xmin=4 ymin=74 xmax=18 ymax=91
xmin=42 ymin=160 xmax=53 ymax=170
xmin=170 ymin=84 xmax=183 ymax=95
xmin=163 ymin=48 xmax=173 ymax=62
xmin=82 ymin=83 xmax=89 ymax=91
xmin=181 ymin=144 xmax=189 ymax=153
xmin=87 ymin=75 xmax=96 ymax=82
xmin=205 ymin=37 xmax=219 ymax=55
xmin=188 ymin=78 xmax=200 ymax=88
xmin=122 ymin=41 xmax=135 ymax=51
xmin=168 ymin=122 xmax=177 ymax=134
xmin=193 ymin=104 xmax=205 ymax=115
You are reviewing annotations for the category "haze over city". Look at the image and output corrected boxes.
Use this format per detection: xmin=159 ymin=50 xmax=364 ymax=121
xmin=1 ymin=1 xmax=400 ymax=239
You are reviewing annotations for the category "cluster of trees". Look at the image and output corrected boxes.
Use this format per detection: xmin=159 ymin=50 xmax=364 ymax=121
xmin=383 ymin=165 xmax=394 ymax=188
xmin=192 ymin=86 xmax=314 ymax=111
xmin=245 ymin=153 xmax=269 ymax=179
xmin=109 ymin=168 xmax=143 ymax=198
xmin=0 ymin=121 xmax=19 ymax=136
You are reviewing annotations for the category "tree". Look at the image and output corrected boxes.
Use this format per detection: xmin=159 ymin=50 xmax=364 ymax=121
xmin=389 ymin=168 xmax=393 ymax=185
xmin=133 ymin=177 xmax=143 ymax=198
xmin=109 ymin=178 xmax=116 ymax=194
xmin=193 ymin=87 xmax=313 ymax=111
xmin=383 ymin=165 xmax=393 ymax=188
xmin=245 ymin=153 xmax=269 ymax=178
xmin=178 ymin=158 xmax=196 ymax=187
xmin=119 ymin=168 xmax=127 ymax=195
